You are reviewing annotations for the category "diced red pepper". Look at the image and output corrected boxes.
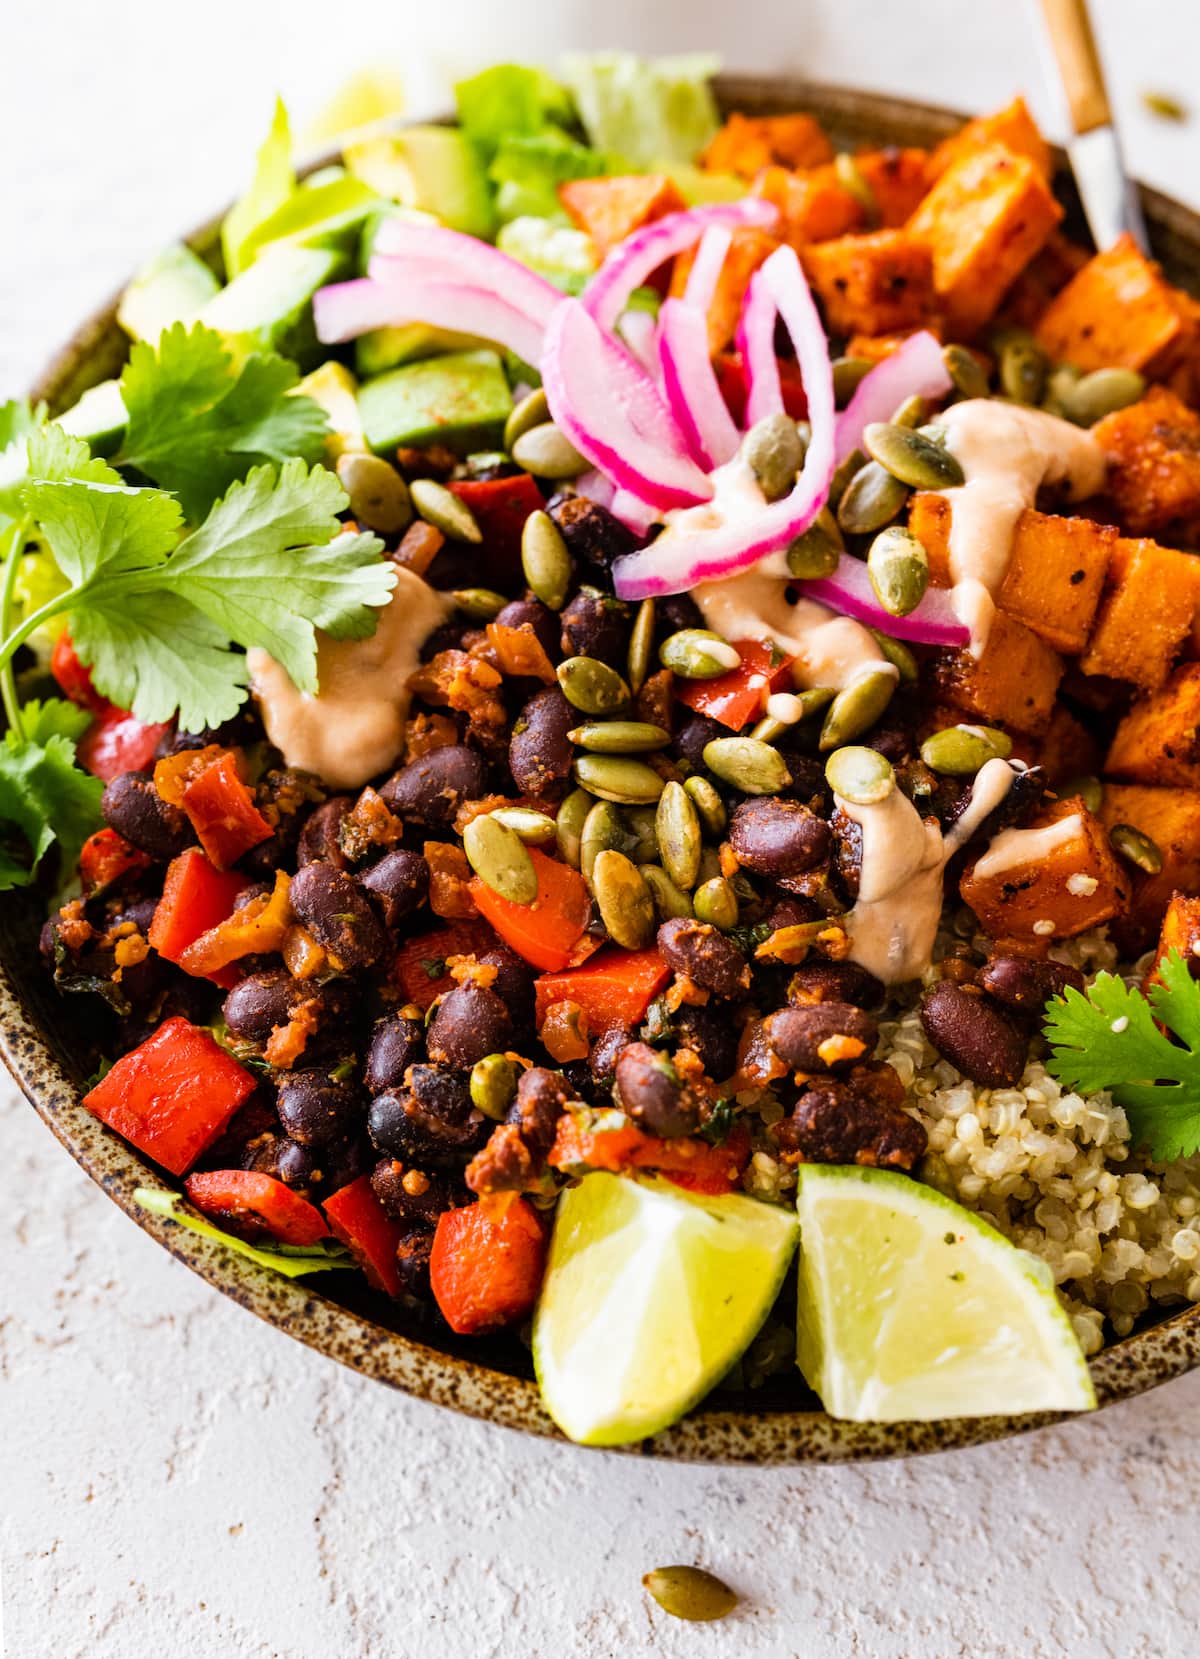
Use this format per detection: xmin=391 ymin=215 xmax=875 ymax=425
xmin=715 ymin=351 xmax=809 ymax=427
xmin=77 ymin=706 xmax=172 ymax=782
xmin=534 ymin=947 xmax=669 ymax=1036
xmin=177 ymin=869 xmax=292 ymax=978
xmin=148 ymin=848 xmax=248 ymax=985
xmin=392 ymin=920 xmax=497 ymax=1009
xmin=447 ymin=474 xmax=545 ymax=575
xmin=675 ymin=638 xmax=797 ymax=730
xmin=83 ymin=1016 xmax=257 ymax=1176
xmin=469 ymin=848 xmax=593 ymax=972
xmin=549 ymin=1114 xmax=751 ymax=1195
xmin=78 ymin=827 xmax=150 ymax=893
xmin=323 ymin=1175 xmax=404 ymax=1297
xmin=429 ymin=1197 xmax=547 ymax=1335
xmin=184 ymin=1170 xmax=329 ymax=1245
xmin=51 ymin=631 xmax=109 ymax=714
xmin=180 ymin=751 xmax=273 ymax=870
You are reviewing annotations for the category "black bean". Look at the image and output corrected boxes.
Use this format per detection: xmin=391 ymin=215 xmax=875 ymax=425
xmin=478 ymin=947 xmax=535 ymax=1025
xmin=788 ymin=959 xmax=885 ymax=1010
xmin=560 ymin=589 xmax=629 ymax=661
xmin=367 ymin=1065 xmax=486 ymax=1162
xmin=830 ymin=807 xmax=863 ymax=898
xmin=978 ymin=954 xmax=1086 ymax=1014
xmin=765 ymin=895 xmax=824 ymax=932
xmin=547 ymin=493 xmax=635 ymax=580
xmin=614 ymin=1041 xmax=700 ymax=1138
xmin=776 ymin=753 xmax=830 ymax=811
xmin=419 ymin=619 xmax=468 ymax=662
xmin=371 ymin=1158 xmax=464 ymax=1225
xmin=657 ymin=593 xmax=704 ymax=634
xmin=673 ymin=714 xmax=726 ymax=773
xmin=276 ymin=1070 xmax=363 ymax=1148
xmin=358 ymin=849 xmax=430 ymax=928
xmin=776 ymin=1070 xmax=928 ymax=1170
xmin=672 ymin=1004 xmax=740 ymax=1082
xmin=395 ymin=1226 xmax=435 ymax=1297
xmin=224 ymin=970 xmax=328 ymax=1043
xmin=729 ymin=798 xmax=831 ymax=879
xmin=364 ymin=1014 xmax=425 ymax=1093
xmin=590 ymin=1024 xmax=631 ymax=1085
xmin=920 ymin=981 xmax=1028 ymax=1088
xmin=507 ymin=1066 xmax=572 ymax=1159
xmin=427 ymin=982 xmax=513 ymax=1070
xmin=100 ymin=772 xmax=192 ymax=861
xmin=658 ymin=917 xmax=751 ymax=999
xmin=380 ymin=746 xmax=487 ymax=832
xmin=289 ymin=861 xmax=389 ymax=970
xmin=156 ymin=708 xmax=262 ymax=758
xmin=494 ymin=599 xmax=559 ymax=662
xmin=509 ymin=686 xmax=575 ymax=797
xmin=764 ymin=1004 xmax=878 ymax=1072
xmin=298 ymin=797 xmax=352 ymax=869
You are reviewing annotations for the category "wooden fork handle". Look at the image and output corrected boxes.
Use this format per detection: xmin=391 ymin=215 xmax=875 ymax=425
xmin=1037 ymin=0 xmax=1112 ymax=133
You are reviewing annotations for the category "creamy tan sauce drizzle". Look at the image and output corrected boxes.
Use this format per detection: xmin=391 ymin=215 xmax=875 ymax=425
xmin=249 ymin=567 xmax=451 ymax=791
xmin=938 ymin=401 xmax=1106 ymax=654
xmin=835 ymin=757 xmax=1018 ymax=983
xmin=971 ymin=813 xmax=1083 ymax=882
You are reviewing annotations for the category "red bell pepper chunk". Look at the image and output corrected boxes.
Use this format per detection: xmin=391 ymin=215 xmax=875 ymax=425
xmin=78 ymin=826 xmax=150 ymax=893
xmin=447 ymin=474 xmax=545 ymax=574
xmin=534 ymin=947 xmax=669 ymax=1036
xmin=715 ymin=351 xmax=809 ymax=427
xmin=180 ymin=751 xmax=273 ymax=870
xmin=675 ymin=638 xmax=797 ymax=730
xmin=83 ymin=1016 xmax=257 ymax=1176
xmin=429 ymin=1197 xmax=548 ymax=1335
xmin=469 ymin=848 xmax=593 ymax=971
xmin=323 ymin=1175 xmax=404 ymax=1298
xmin=549 ymin=1115 xmax=751 ymax=1195
xmin=392 ymin=920 xmax=497 ymax=1009
xmin=77 ymin=706 xmax=172 ymax=782
xmin=184 ymin=1170 xmax=328 ymax=1245
xmin=51 ymin=631 xmax=109 ymax=714
xmin=148 ymin=848 xmax=248 ymax=984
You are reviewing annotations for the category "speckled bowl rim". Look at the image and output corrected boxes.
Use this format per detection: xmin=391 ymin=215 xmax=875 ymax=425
xmin=6 ymin=75 xmax=1200 ymax=1464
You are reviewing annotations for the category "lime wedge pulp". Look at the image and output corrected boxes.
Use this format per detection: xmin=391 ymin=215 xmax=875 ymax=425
xmin=533 ymin=1173 xmax=799 ymax=1446
xmin=794 ymin=1165 xmax=1096 ymax=1422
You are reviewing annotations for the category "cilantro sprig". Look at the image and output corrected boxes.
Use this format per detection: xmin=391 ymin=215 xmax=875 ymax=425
xmin=1044 ymin=950 xmax=1200 ymax=1160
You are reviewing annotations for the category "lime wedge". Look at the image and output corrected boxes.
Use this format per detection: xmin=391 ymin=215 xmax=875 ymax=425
xmin=794 ymin=1166 xmax=1096 ymax=1422
xmin=533 ymin=1173 xmax=798 ymax=1446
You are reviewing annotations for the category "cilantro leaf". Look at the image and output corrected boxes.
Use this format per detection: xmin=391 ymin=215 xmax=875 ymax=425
xmin=0 ymin=398 xmax=47 ymax=524
xmin=27 ymin=476 xmax=183 ymax=585
xmin=222 ymin=96 xmax=294 ymax=279
xmin=115 ymin=322 xmax=329 ymax=522
xmin=20 ymin=697 xmax=94 ymax=745
xmin=1043 ymin=951 xmax=1200 ymax=1160
xmin=70 ymin=591 xmax=250 ymax=731
xmin=0 ymin=720 xmax=103 ymax=891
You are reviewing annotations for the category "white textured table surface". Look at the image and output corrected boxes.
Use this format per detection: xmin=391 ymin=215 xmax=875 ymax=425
xmin=4 ymin=5 xmax=1200 ymax=1655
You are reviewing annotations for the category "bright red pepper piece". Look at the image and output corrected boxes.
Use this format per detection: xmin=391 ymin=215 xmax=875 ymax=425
xmin=83 ymin=1016 xmax=257 ymax=1176
xmin=323 ymin=1175 xmax=404 ymax=1298
xmin=429 ymin=1197 xmax=548 ymax=1335
xmin=51 ymin=631 xmax=109 ymax=714
xmin=392 ymin=920 xmax=497 ymax=1009
xmin=675 ymin=638 xmax=797 ymax=730
xmin=534 ymin=947 xmax=669 ymax=1036
xmin=180 ymin=751 xmax=273 ymax=870
xmin=78 ymin=826 xmax=150 ymax=893
xmin=469 ymin=848 xmax=592 ymax=972
xmin=148 ymin=848 xmax=248 ymax=984
xmin=447 ymin=474 xmax=545 ymax=574
xmin=184 ymin=1169 xmax=329 ymax=1245
xmin=715 ymin=351 xmax=809 ymax=427
xmin=77 ymin=706 xmax=172 ymax=782
xmin=548 ymin=1115 xmax=751 ymax=1195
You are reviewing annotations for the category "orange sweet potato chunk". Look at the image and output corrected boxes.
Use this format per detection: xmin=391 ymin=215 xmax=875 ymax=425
xmin=1036 ymin=703 xmax=1103 ymax=785
xmin=1105 ymin=664 xmax=1200 ymax=786
xmin=1080 ymin=539 xmax=1200 ymax=689
xmin=959 ymin=795 xmax=1130 ymax=941
xmin=702 ymin=112 xmax=833 ymax=177
xmin=559 ymin=174 xmax=685 ymax=258
xmin=1000 ymin=231 xmax=1093 ymax=329
xmin=845 ymin=326 xmax=942 ymax=364
xmin=927 ymin=97 xmax=1052 ymax=183
xmin=932 ymin=610 xmax=1063 ymax=736
xmin=752 ymin=164 xmax=864 ymax=250
xmin=854 ymin=147 xmax=931 ymax=226
xmin=1034 ymin=234 xmax=1196 ymax=374
xmin=1145 ymin=891 xmax=1200 ymax=988
xmin=1093 ymin=387 xmax=1200 ymax=537
xmin=802 ymin=229 xmax=934 ymax=338
xmin=669 ymin=225 xmax=779 ymax=353
xmin=1099 ymin=783 xmax=1200 ymax=950
xmin=907 ymin=143 xmax=1062 ymax=337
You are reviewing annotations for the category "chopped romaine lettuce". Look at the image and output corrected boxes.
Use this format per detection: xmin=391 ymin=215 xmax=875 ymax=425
xmin=454 ymin=63 xmax=576 ymax=161
xmin=222 ymin=97 xmax=295 ymax=279
xmin=491 ymin=130 xmax=610 ymax=224
xmin=560 ymin=52 xmax=721 ymax=167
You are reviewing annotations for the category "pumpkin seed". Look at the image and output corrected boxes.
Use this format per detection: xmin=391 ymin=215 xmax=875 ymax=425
xmin=409 ymin=478 xmax=482 ymax=543
xmin=868 ymin=627 xmax=918 ymax=684
xmin=489 ymin=806 xmax=558 ymax=846
xmin=624 ymin=804 xmax=660 ymax=863
xmin=942 ymin=343 xmax=989 ymax=402
xmin=824 ymin=744 xmax=896 ymax=805
xmin=1109 ymin=822 xmax=1163 ymax=875
xmin=469 ymin=1053 xmax=519 ymax=1121
xmin=836 ymin=459 xmax=910 ymax=535
xmin=592 ymin=849 xmax=656 ymax=949
xmin=786 ymin=508 xmax=843 ymax=579
xmin=890 ymin=393 xmax=929 ymax=429
xmin=557 ymin=655 xmax=631 ymax=715
xmin=335 ymin=451 xmax=413 ymax=534
xmin=703 ymin=736 xmax=792 ymax=795
xmin=503 ymin=386 xmax=550 ymax=452
xmin=568 ymin=720 xmax=670 ymax=754
xmin=1041 ymin=363 xmax=1082 ymax=418
xmin=656 ymin=781 xmax=702 ymax=891
xmin=818 ymin=668 xmax=896 ymax=751
xmin=451 ymin=587 xmax=508 ymax=621
xmin=696 ymin=845 xmax=723 ymax=886
xmin=833 ymin=152 xmax=879 ymax=225
xmin=831 ymin=354 xmax=874 ymax=407
xmin=574 ymin=754 xmax=665 ymax=805
xmin=1058 ymin=774 xmax=1102 ymax=814
xmin=693 ymin=876 xmax=738 ymax=930
xmin=742 ymin=412 xmax=804 ymax=500
xmin=627 ymin=597 xmax=656 ymax=693
xmin=828 ymin=447 xmax=866 ymax=510
xmin=919 ymin=723 xmax=1011 ymax=776
xmin=580 ymin=800 xmax=630 ymax=886
xmin=683 ymin=774 xmax=726 ymax=837
xmin=463 ymin=813 xmax=537 ymax=903
xmin=997 ymin=335 xmax=1048 ymax=406
xmin=867 ymin=526 xmax=929 ymax=617
xmin=752 ymin=689 xmax=825 ymax=744
xmin=521 ymin=510 xmax=572 ymax=611
xmin=642 ymin=863 xmax=695 ymax=920
xmin=659 ymin=629 xmax=741 ymax=679
xmin=512 ymin=420 xmax=588 ymax=480
xmin=643 ymin=1565 xmax=738 ymax=1624
xmin=555 ymin=788 xmax=593 ymax=868
xmin=1065 ymin=367 xmax=1146 ymax=427
xmin=863 ymin=421 xmax=965 ymax=489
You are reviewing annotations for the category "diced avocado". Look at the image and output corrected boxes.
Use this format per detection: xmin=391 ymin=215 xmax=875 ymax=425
xmin=199 ymin=243 xmax=344 ymax=365
xmin=659 ymin=162 xmax=745 ymax=205
xmin=56 ymin=379 xmax=127 ymax=454
xmin=357 ymin=205 xmax=439 ymax=271
xmin=344 ymin=126 xmax=495 ymax=240
xmin=116 ymin=243 xmax=220 ymax=343
xmin=296 ymin=361 xmax=366 ymax=459
xmin=355 ymin=323 xmax=489 ymax=379
xmin=358 ymin=349 xmax=512 ymax=455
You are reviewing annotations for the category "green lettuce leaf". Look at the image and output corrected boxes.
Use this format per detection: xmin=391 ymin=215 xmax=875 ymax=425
xmin=561 ymin=51 xmax=721 ymax=167
xmin=491 ymin=130 xmax=610 ymax=223
xmin=454 ymin=63 xmax=575 ymax=161
xmin=133 ymin=1187 xmax=353 ymax=1279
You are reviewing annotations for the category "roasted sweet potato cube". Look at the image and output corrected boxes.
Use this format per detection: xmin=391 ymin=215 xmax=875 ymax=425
xmin=1144 ymin=891 xmax=1200 ymax=989
xmin=909 ymin=494 xmax=1113 ymax=654
xmin=1105 ymin=664 xmax=1200 ymax=786
xmin=802 ymin=230 xmax=934 ymax=337
xmin=702 ymin=112 xmax=833 ymax=177
xmin=1099 ymin=783 xmax=1200 ymax=951
xmin=1081 ymin=540 xmax=1200 ymax=689
xmin=1000 ymin=231 xmax=1093 ymax=329
xmin=752 ymin=164 xmax=864 ymax=250
xmin=927 ymin=97 xmax=1052 ymax=182
xmin=1093 ymin=388 xmax=1200 ymax=537
xmin=669 ymin=225 xmax=779 ymax=353
xmin=559 ymin=174 xmax=685 ymax=258
xmin=1037 ymin=703 xmax=1103 ymax=785
xmin=1034 ymin=234 xmax=1197 ymax=374
xmin=932 ymin=610 xmax=1063 ymax=736
xmin=854 ymin=147 xmax=931 ymax=226
xmin=907 ymin=143 xmax=1061 ymax=337
xmin=845 ymin=326 xmax=941 ymax=364
xmin=959 ymin=795 xmax=1130 ymax=941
